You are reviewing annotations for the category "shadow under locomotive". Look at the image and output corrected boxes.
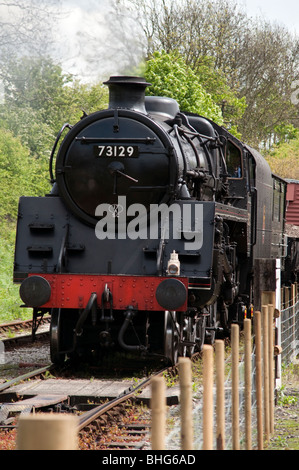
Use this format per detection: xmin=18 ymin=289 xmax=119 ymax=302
xmin=13 ymin=76 xmax=286 ymax=365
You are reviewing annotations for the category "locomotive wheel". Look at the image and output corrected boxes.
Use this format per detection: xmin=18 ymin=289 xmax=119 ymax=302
xmin=164 ymin=311 xmax=180 ymax=365
xmin=50 ymin=308 xmax=66 ymax=364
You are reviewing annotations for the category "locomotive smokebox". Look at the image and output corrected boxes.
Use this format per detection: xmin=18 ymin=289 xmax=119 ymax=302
xmin=104 ymin=76 xmax=151 ymax=114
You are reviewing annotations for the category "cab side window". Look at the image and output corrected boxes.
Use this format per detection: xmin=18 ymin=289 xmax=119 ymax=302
xmin=272 ymin=179 xmax=285 ymax=222
xmin=226 ymin=140 xmax=243 ymax=178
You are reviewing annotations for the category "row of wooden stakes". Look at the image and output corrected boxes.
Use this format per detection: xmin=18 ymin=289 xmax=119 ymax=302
xmin=151 ymin=305 xmax=279 ymax=451
xmin=15 ymin=305 xmax=277 ymax=450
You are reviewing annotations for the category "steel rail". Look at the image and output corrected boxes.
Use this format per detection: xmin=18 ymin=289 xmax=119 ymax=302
xmin=0 ymin=317 xmax=50 ymax=333
xmin=78 ymin=366 xmax=169 ymax=431
xmin=0 ymin=365 xmax=54 ymax=393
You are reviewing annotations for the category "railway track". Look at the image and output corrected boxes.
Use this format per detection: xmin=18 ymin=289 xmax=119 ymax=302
xmin=76 ymin=364 xmax=180 ymax=449
xmin=77 ymin=374 xmax=158 ymax=450
xmin=0 ymin=344 xmax=179 ymax=450
xmin=0 ymin=317 xmax=50 ymax=347
xmin=0 ymin=316 xmax=50 ymax=335
xmin=0 ymin=319 xmax=203 ymax=450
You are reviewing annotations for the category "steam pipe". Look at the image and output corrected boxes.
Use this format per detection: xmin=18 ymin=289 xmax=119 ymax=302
xmin=49 ymin=123 xmax=72 ymax=184
xmin=118 ymin=309 xmax=147 ymax=352
xmin=75 ymin=292 xmax=97 ymax=337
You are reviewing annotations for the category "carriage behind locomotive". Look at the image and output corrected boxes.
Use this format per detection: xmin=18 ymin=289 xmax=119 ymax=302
xmin=13 ymin=76 xmax=291 ymax=364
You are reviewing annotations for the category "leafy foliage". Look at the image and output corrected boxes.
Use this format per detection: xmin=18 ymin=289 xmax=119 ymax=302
xmin=0 ymin=128 xmax=45 ymax=321
xmin=114 ymin=0 xmax=299 ymax=147
xmin=0 ymin=222 xmax=32 ymax=322
xmin=0 ymin=128 xmax=47 ymax=219
xmin=0 ymin=58 xmax=109 ymax=322
xmin=190 ymin=55 xmax=247 ymax=138
xmin=144 ymin=50 xmax=224 ymax=124
xmin=266 ymin=137 xmax=299 ymax=180
xmin=0 ymin=57 xmax=109 ymax=158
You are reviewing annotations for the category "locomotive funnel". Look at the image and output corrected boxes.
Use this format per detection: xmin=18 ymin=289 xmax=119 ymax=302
xmin=104 ymin=76 xmax=151 ymax=114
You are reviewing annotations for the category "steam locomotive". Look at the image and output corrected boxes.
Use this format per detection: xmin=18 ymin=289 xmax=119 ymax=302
xmin=13 ymin=76 xmax=287 ymax=364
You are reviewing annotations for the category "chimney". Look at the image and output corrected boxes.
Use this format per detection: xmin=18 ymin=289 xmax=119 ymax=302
xmin=103 ymin=76 xmax=151 ymax=114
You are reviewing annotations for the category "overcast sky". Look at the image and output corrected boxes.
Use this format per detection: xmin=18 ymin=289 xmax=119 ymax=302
xmin=59 ymin=0 xmax=299 ymax=29
xmin=55 ymin=0 xmax=299 ymax=82
xmin=239 ymin=0 xmax=299 ymax=32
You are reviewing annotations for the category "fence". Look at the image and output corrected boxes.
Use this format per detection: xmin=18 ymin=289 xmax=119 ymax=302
xmin=152 ymin=302 xmax=292 ymax=451
xmin=281 ymin=284 xmax=299 ymax=364
xmin=15 ymin=293 xmax=299 ymax=451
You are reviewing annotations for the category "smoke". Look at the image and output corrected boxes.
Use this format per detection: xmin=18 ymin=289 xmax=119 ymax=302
xmin=54 ymin=1 xmax=109 ymax=82
xmin=54 ymin=0 xmax=144 ymax=83
xmin=0 ymin=0 xmax=61 ymax=58
xmin=0 ymin=0 xmax=144 ymax=84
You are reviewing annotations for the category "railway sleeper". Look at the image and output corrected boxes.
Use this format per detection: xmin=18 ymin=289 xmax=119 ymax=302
xmin=0 ymin=394 xmax=69 ymax=425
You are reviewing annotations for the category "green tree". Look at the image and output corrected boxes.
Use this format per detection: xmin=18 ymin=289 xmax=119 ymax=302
xmin=2 ymin=57 xmax=75 ymax=130
xmin=112 ymin=0 xmax=299 ymax=147
xmin=266 ymin=137 xmax=299 ymax=180
xmin=0 ymin=226 xmax=31 ymax=322
xmin=192 ymin=55 xmax=246 ymax=137
xmin=0 ymin=128 xmax=45 ymax=219
xmin=0 ymin=129 xmax=45 ymax=321
xmin=0 ymin=56 xmax=109 ymax=159
xmin=0 ymin=56 xmax=110 ymax=323
xmin=143 ymin=50 xmax=224 ymax=125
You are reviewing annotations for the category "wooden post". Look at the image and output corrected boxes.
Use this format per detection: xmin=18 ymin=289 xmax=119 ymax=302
xmin=151 ymin=376 xmax=166 ymax=450
xmin=16 ymin=414 xmax=78 ymax=450
xmin=231 ymin=324 xmax=240 ymax=450
xmin=261 ymin=291 xmax=276 ymax=310
xmin=268 ymin=304 xmax=275 ymax=435
xmin=244 ymin=318 xmax=252 ymax=450
xmin=262 ymin=305 xmax=270 ymax=442
xmin=291 ymin=284 xmax=296 ymax=357
xmin=284 ymin=286 xmax=290 ymax=309
xmin=254 ymin=311 xmax=263 ymax=450
xmin=202 ymin=345 xmax=214 ymax=450
xmin=179 ymin=357 xmax=193 ymax=450
xmin=215 ymin=340 xmax=225 ymax=450
xmin=274 ymin=307 xmax=282 ymax=387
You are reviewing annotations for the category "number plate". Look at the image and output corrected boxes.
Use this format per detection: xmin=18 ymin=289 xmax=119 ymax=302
xmin=94 ymin=145 xmax=139 ymax=158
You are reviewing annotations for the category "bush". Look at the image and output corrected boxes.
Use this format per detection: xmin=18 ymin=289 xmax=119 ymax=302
xmin=0 ymin=222 xmax=31 ymax=322
xmin=0 ymin=129 xmax=45 ymax=322
xmin=144 ymin=50 xmax=224 ymax=124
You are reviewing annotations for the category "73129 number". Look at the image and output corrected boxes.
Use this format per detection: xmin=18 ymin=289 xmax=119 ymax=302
xmin=94 ymin=145 xmax=138 ymax=158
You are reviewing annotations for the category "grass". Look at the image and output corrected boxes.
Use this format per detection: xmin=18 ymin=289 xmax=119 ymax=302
xmin=266 ymin=360 xmax=299 ymax=450
xmin=0 ymin=221 xmax=32 ymax=324
xmin=267 ymin=417 xmax=299 ymax=450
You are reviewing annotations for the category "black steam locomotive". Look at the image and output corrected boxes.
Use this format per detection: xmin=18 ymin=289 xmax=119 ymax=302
xmin=13 ymin=76 xmax=286 ymax=364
